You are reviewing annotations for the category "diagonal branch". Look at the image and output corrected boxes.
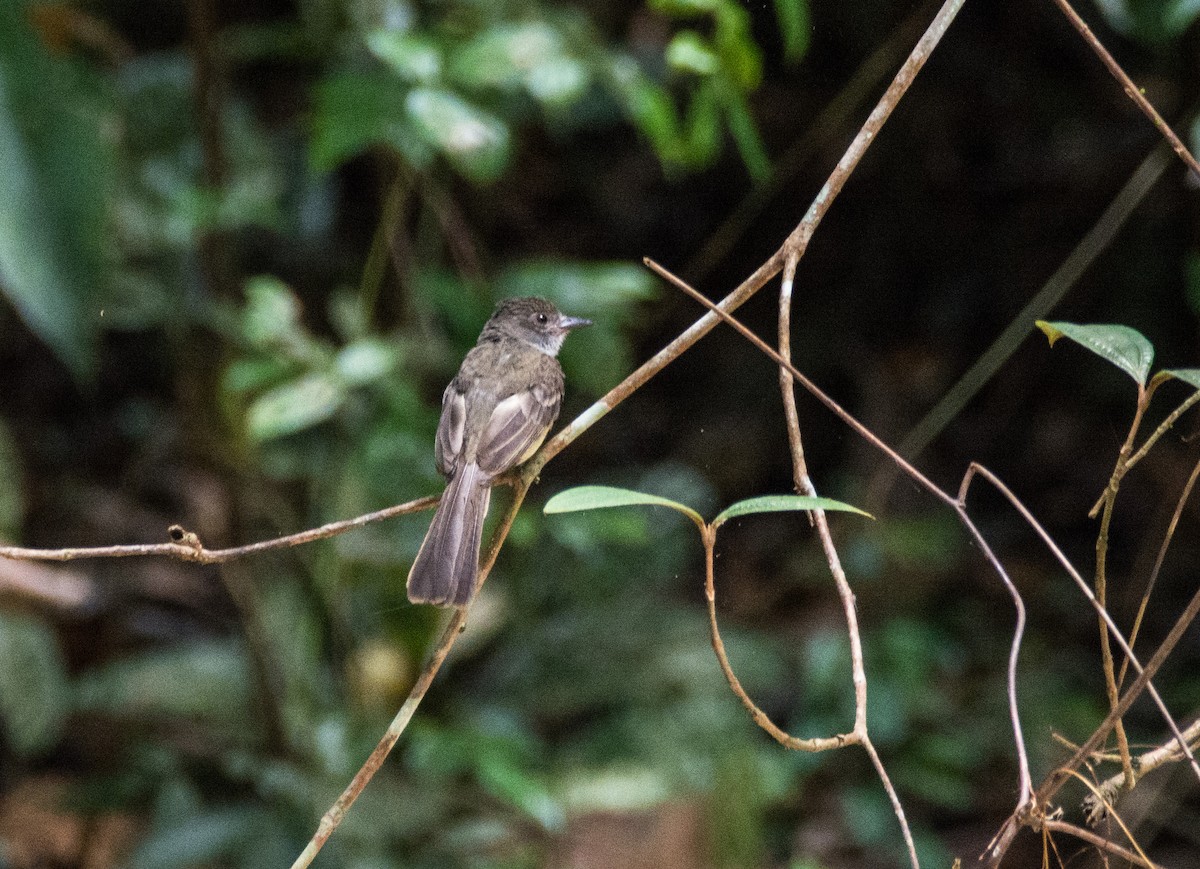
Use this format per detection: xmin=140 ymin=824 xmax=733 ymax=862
xmin=1050 ymin=0 xmax=1200 ymax=182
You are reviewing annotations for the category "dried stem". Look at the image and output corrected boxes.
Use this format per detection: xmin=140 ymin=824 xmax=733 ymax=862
xmin=684 ymin=0 xmax=940 ymax=284
xmin=1092 ymin=389 xmax=1150 ymax=789
xmin=651 ymin=260 xmax=1200 ymax=860
xmin=648 ymin=261 xmax=1035 ymax=815
xmin=1083 ymin=716 xmax=1200 ymax=824
xmin=1118 ymin=455 xmax=1200 ymax=690
xmin=701 ymin=523 xmax=854 ymax=752
xmin=0 ymin=497 xmax=438 ymax=565
xmin=1042 ymin=820 xmax=1160 ymax=868
xmin=1049 ymin=0 xmax=1200 ymax=182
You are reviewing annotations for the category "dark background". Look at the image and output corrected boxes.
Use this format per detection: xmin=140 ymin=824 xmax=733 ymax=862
xmin=0 ymin=0 xmax=1198 ymax=866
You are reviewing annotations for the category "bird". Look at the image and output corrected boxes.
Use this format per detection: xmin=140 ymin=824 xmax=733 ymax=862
xmin=407 ymin=296 xmax=591 ymax=606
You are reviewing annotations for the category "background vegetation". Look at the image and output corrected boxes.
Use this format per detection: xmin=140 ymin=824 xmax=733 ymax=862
xmin=1 ymin=0 xmax=1198 ymax=866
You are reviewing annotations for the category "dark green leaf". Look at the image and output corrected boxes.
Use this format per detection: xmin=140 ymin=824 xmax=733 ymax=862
xmin=774 ymin=0 xmax=811 ymax=62
xmin=0 ymin=612 xmax=68 ymax=757
xmin=75 ymin=640 xmax=254 ymax=727
xmin=713 ymin=495 xmax=872 ymax=527
xmin=246 ymin=373 xmax=345 ymax=442
xmin=367 ymin=31 xmax=442 ymax=83
xmin=0 ymin=419 xmax=22 ymax=539
xmin=545 ymin=485 xmax=704 ymax=527
xmin=1159 ymin=368 xmax=1200 ymax=390
xmin=405 ymin=87 xmax=511 ymax=182
xmin=607 ymin=57 xmax=683 ymax=163
xmin=716 ymin=80 xmax=770 ymax=183
xmin=0 ymin=2 xmax=117 ymax=380
xmin=1035 ymin=321 xmax=1154 ymax=386
xmin=310 ymin=71 xmax=433 ymax=172
xmin=666 ymin=31 xmax=719 ymax=76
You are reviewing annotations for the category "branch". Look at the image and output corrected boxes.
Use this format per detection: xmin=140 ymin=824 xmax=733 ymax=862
xmin=0 ymin=497 xmax=438 ymax=564
xmin=1050 ymin=0 xmax=1200 ymax=182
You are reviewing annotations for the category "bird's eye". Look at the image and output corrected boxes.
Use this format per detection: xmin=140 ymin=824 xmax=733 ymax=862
xmin=535 ymin=313 xmax=549 ymax=324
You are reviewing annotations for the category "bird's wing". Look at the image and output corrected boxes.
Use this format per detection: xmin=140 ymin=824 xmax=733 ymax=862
xmin=475 ymin=380 xmax=562 ymax=476
xmin=435 ymin=378 xmax=467 ymax=477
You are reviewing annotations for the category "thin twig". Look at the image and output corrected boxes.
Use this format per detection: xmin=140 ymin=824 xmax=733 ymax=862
xmin=292 ymin=484 xmax=529 ymax=868
xmin=541 ymin=0 xmax=968 ymax=473
xmin=778 ymin=0 xmax=967 ymax=263
xmin=1042 ymin=820 xmax=1161 ymax=868
xmin=962 ymin=465 xmax=1199 ymax=785
xmin=984 ymin=526 xmax=1200 ymax=864
xmin=1049 ymin=0 xmax=1200 ymax=182
xmin=0 ymin=497 xmax=438 ymax=565
xmin=647 ymin=260 xmax=1035 ymax=817
xmin=651 ymin=260 xmax=1200 ymax=846
xmin=1124 ymin=388 xmax=1200 ymax=474
xmin=778 ymin=255 xmax=809 ymax=492
xmin=1093 ymin=389 xmax=1149 ymax=788
xmin=1083 ymin=716 xmax=1200 ymax=825
xmin=701 ymin=524 xmax=855 ymax=752
xmin=683 ymin=0 xmax=939 ymax=284
xmin=1118 ymin=455 xmax=1200 ymax=690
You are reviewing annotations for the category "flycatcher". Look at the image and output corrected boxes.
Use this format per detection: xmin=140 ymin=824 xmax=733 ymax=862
xmin=407 ymin=296 xmax=591 ymax=607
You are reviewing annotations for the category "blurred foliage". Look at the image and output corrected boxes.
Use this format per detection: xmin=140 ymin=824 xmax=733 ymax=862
xmin=1 ymin=0 xmax=1199 ymax=867
xmin=1093 ymin=0 xmax=1200 ymax=43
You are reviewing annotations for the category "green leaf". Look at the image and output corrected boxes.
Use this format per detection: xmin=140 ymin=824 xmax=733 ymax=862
xmin=246 ymin=373 xmax=345 ymax=442
xmin=0 ymin=612 xmax=68 ymax=757
xmin=0 ymin=418 xmax=22 ymax=539
xmin=545 ymin=485 xmax=704 ymax=527
xmin=75 ymin=640 xmax=254 ymax=727
xmin=666 ymin=31 xmax=720 ymax=76
xmin=334 ymin=338 xmax=397 ymax=386
xmin=241 ymin=275 xmax=303 ymax=348
xmin=366 ymin=31 xmax=442 ymax=83
xmin=1159 ymin=368 xmax=1200 ymax=390
xmin=492 ymin=259 xmax=658 ymax=316
xmin=526 ymin=57 xmax=590 ymax=107
xmin=0 ymin=2 xmax=117 ymax=380
xmin=713 ymin=1 xmax=763 ymax=89
xmin=1035 ymin=321 xmax=1155 ymax=386
xmin=650 ymin=0 xmax=720 ymax=14
xmin=680 ymin=81 xmax=722 ymax=166
xmin=404 ymin=87 xmax=511 ymax=182
xmin=774 ymin=0 xmax=811 ymax=62
xmin=713 ymin=495 xmax=872 ymax=527
xmin=449 ymin=22 xmax=589 ymax=107
xmin=716 ymin=80 xmax=770 ymax=183
xmin=310 ymin=71 xmax=434 ymax=173
xmin=477 ymin=754 xmax=564 ymax=831
xmin=129 ymin=806 xmax=264 ymax=869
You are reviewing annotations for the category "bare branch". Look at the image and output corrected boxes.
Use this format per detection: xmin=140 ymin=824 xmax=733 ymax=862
xmin=1050 ymin=0 xmax=1200 ymax=182
xmin=1043 ymin=820 xmax=1162 ymax=869
xmin=0 ymin=497 xmax=439 ymax=565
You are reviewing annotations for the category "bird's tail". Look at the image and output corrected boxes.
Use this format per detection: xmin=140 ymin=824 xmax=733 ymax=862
xmin=407 ymin=462 xmax=490 ymax=607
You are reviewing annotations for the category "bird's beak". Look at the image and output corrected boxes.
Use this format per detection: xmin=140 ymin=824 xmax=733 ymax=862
xmin=559 ymin=315 xmax=593 ymax=331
